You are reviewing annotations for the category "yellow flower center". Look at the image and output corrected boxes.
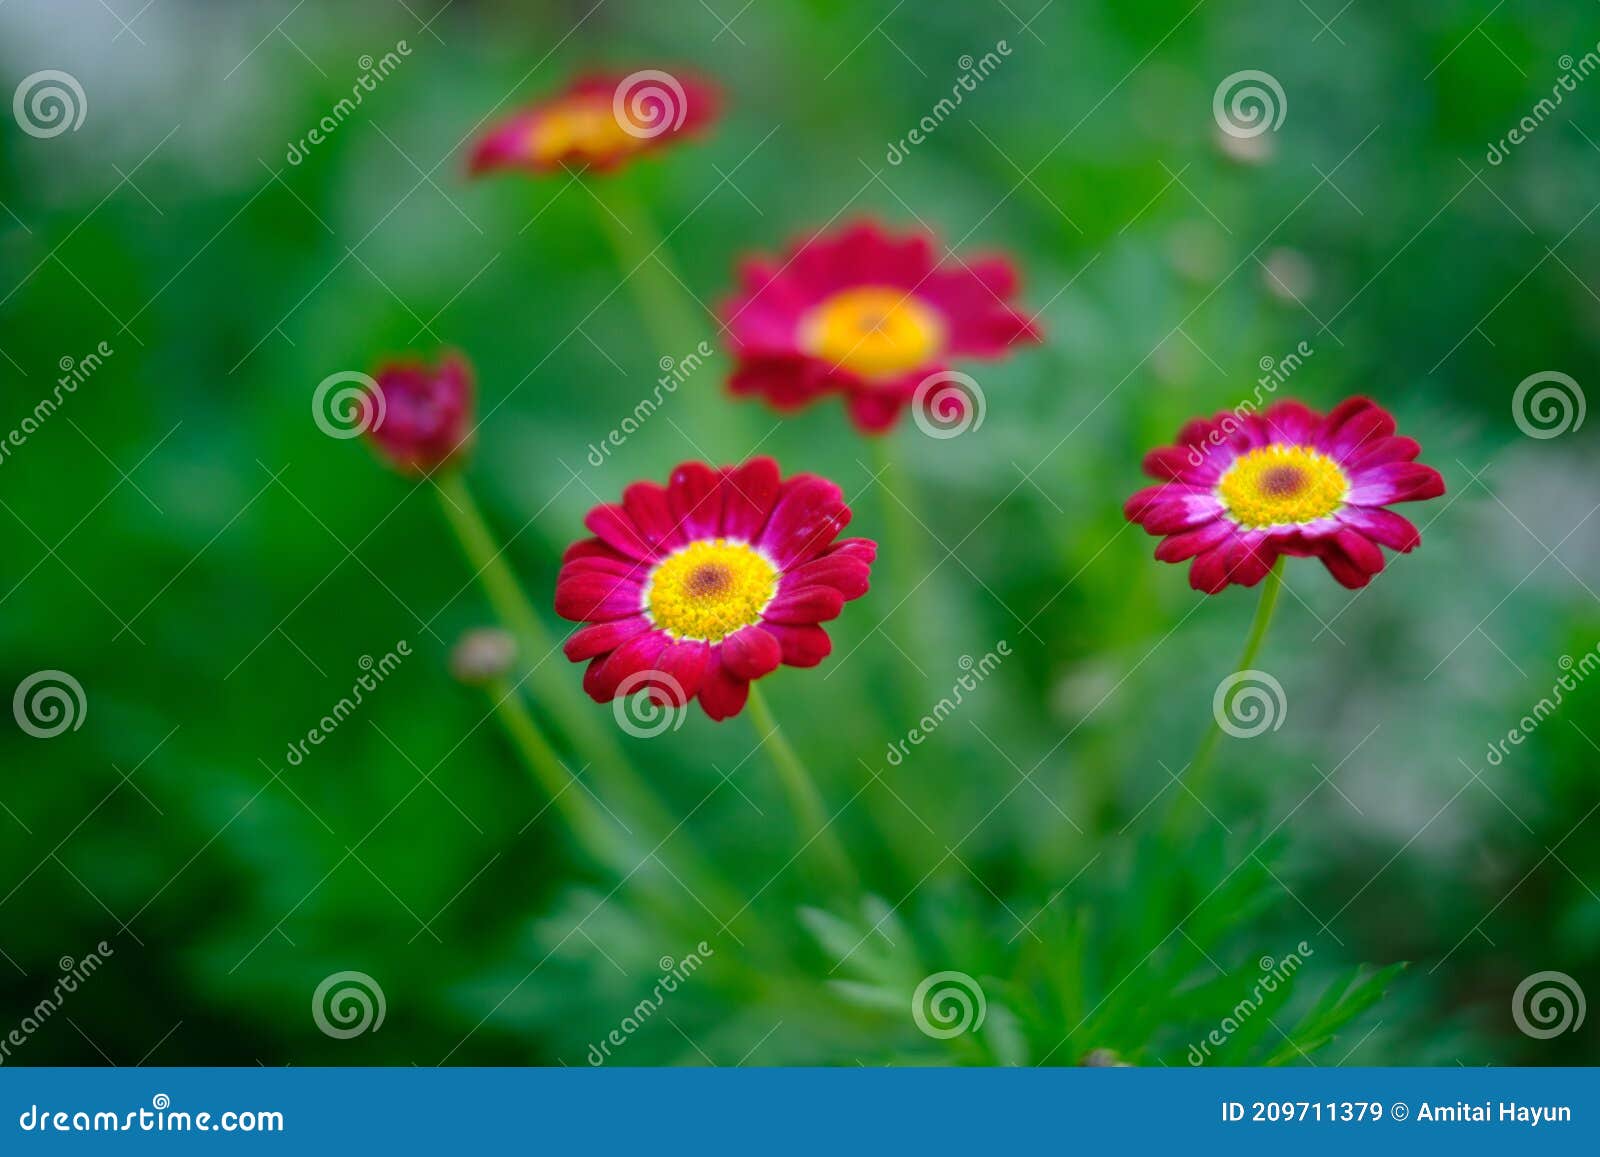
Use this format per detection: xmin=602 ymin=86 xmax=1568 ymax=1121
xmin=800 ymin=286 xmax=946 ymax=380
xmin=643 ymin=539 xmax=779 ymax=642
xmin=1216 ymin=445 xmax=1349 ymax=528
xmin=528 ymin=98 xmax=641 ymax=164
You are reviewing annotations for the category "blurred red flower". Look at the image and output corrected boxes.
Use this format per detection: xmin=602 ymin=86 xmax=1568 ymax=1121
xmin=719 ymin=220 xmax=1041 ymax=434
xmin=365 ymin=353 xmax=475 ymax=475
xmin=469 ymin=70 xmax=720 ymax=176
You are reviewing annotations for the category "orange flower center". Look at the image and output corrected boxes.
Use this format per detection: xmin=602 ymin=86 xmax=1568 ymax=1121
xmin=527 ymin=97 xmax=641 ymax=165
xmin=800 ymin=286 xmax=945 ymax=380
xmin=644 ymin=539 xmax=779 ymax=641
xmin=1216 ymin=445 xmax=1349 ymax=528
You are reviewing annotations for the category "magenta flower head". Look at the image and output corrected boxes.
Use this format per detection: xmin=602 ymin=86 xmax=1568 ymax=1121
xmin=468 ymin=69 xmax=721 ymax=178
xmin=555 ymin=457 xmax=876 ymax=721
xmin=365 ymin=353 xmax=475 ymax=475
xmin=718 ymin=220 xmax=1042 ymax=434
xmin=1126 ymin=397 xmax=1445 ymax=592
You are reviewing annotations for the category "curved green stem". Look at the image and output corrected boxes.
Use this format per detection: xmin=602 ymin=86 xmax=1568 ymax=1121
xmin=868 ymin=434 xmax=936 ymax=701
xmin=1162 ymin=558 xmax=1285 ymax=837
xmin=432 ymin=471 xmax=745 ymax=919
xmin=484 ymin=675 xmax=629 ymax=871
xmin=746 ymin=682 xmax=860 ymax=897
xmin=588 ymin=176 xmax=706 ymax=362
xmin=434 ymin=472 xmax=551 ymax=656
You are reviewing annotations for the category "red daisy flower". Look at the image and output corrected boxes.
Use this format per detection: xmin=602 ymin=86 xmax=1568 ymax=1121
xmin=555 ymin=458 xmax=876 ymax=721
xmin=468 ymin=69 xmax=719 ymax=177
xmin=1126 ymin=397 xmax=1445 ymax=593
xmin=718 ymin=220 xmax=1042 ymax=434
xmin=365 ymin=353 xmax=474 ymax=475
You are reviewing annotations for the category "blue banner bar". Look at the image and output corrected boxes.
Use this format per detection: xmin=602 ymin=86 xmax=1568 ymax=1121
xmin=1 ymin=1068 xmax=1594 ymax=1153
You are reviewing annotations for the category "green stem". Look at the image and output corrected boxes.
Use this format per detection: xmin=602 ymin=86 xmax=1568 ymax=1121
xmin=868 ymin=433 xmax=936 ymax=700
xmin=432 ymin=471 xmax=746 ymax=918
xmin=484 ymin=675 xmax=628 ymax=870
xmin=588 ymin=176 xmax=706 ymax=362
xmin=746 ymin=682 xmax=860 ymax=896
xmin=1163 ymin=558 xmax=1285 ymax=836
xmin=484 ymin=676 xmax=785 ymax=986
xmin=434 ymin=472 xmax=551 ymax=656
xmin=858 ymin=434 xmax=953 ymax=887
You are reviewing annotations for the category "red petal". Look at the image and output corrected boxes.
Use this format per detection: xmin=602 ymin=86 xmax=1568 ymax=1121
xmin=764 ymin=585 xmax=846 ymax=624
xmin=563 ymin=617 xmax=651 ymax=662
xmin=698 ymin=652 xmax=750 ymax=721
xmin=766 ymin=623 xmax=833 ymax=668
xmin=721 ymin=626 xmax=782 ymax=680
xmin=721 ymin=457 xmax=783 ymax=541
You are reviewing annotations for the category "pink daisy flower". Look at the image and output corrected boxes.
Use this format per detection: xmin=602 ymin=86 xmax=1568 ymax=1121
xmin=555 ymin=458 xmax=876 ymax=721
xmin=365 ymin=353 xmax=474 ymax=475
xmin=718 ymin=220 xmax=1042 ymax=434
xmin=1126 ymin=397 xmax=1446 ymax=593
xmin=468 ymin=70 xmax=720 ymax=177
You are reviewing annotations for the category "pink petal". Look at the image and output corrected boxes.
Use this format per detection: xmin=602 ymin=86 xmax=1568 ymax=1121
xmin=845 ymin=390 xmax=907 ymax=434
xmin=1336 ymin=507 xmax=1421 ymax=552
xmin=582 ymin=631 xmax=669 ymax=702
xmin=653 ymin=640 xmax=711 ymax=707
xmin=785 ymin=554 xmax=873 ymax=600
xmin=563 ymin=617 xmax=652 ymax=662
xmin=766 ymin=623 xmax=833 ymax=668
xmin=622 ymin=482 xmax=681 ymax=555
xmin=583 ymin=503 xmax=655 ymax=563
xmin=721 ymin=625 xmax=783 ymax=680
xmin=1346 ymin=463 xmax=1446 ymax=505
xmin=721 ymin=457 xmax=783 ymax=542
xmin=758 ymin=476 xmax=851 ymax=567
xmin=1332 ymin=528 xmax=1387 ymax=577
xmin=1153 ymin=518 xmax=1232 ymax=563
xmin=555 ymin=573 xmax=645 ymax=622
xmin=764 ymin=584 xmax=846 ymax=624
xmin=698 ymin=652 xmax=750 ymax=721
xmin=668 ymin=461 xmax=723 ymax=541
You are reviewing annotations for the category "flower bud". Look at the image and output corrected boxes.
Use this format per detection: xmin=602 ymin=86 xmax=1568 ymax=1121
xmin=450 ymin=628 xmax=517 ymax=686
xmin=1079 ymin=1048 xmax=1131 ymax=1067
xmin=366 ymin=353 xmax=475 ymax=475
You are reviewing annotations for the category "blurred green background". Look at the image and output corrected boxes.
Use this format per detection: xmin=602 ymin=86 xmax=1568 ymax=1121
xmin=2 ymin=0 xmax=1597 ymax=1066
